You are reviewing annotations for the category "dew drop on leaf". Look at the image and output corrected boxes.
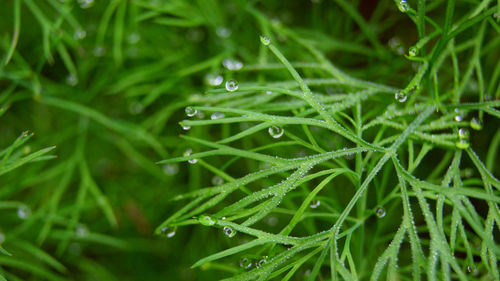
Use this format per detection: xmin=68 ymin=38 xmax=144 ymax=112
xmin=394 ymin=91 xmax=407 ymax=103
xmin=75 ymin=224 xmax=89 ymax=237
xmin=223 ymin=227 xmax=236 ymax=237
xmin=74 ymin=29 xmax=87 ymax=40
xmin=160 ymin=226 xmax=176 ymax=238
xmin=78 ymin=0 xmax=94 ymax=9
xmin=222 ymin=59 xmax=243 ymax=71
xmin=185 ymin=106 xmax=197 ymax=117
xmin=211 ymin=176 xmax=224 ymax=186
xmin=398 ymin=0 xmax=410 ymax=12
xmin=66 ymin=74 xmax=78 ymax=86
xmin=260 ymin=35 xmax=271 ymax=46
xmin=205 ymin=73 xmax=223 ymax=86
xmin=310 ymin=200 xmax=321 ymax=209
xmin=225 ymin=80 xmax=239 ymax=92
xmin=182 ymin=125 xmax=191 ymax=131
xmin=198 ymin=215 xmax=215 ymax=226
xmin=458 ymin=128 xmax=469 ymax=139
xmin=256 ymin=256 xmax=268 ymax=268
xmin=211 ymin=112 xmax=225 ymax=120
xmin=216 ymin=26 xmax=231 ymax=38
xmin=470 ymin=117 xmax=482 ymax=130
xmin=17 ymin=205 xmax=31 ymax=220
xmin=239 ymin=257 xmax=253 ymax=269
xmin=268 ymin=126 xmax=284 ymax=138
xmin=455 ymin=139 xmax=469 ymax=149
xmin=374 ymin=206 xmax=386 ymax=218
xmin=163 ymin=164 xmax=179 ymax=176
xmin=408 ymin=46 xmax=418 ymax=57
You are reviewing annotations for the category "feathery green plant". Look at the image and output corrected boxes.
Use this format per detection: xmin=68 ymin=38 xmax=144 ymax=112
xmin=159 ymin=1 xmax=500 ymax=280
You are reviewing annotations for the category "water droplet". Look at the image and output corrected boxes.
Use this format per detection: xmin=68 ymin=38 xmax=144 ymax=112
xmin=239 ymin=257 xmax=253 ymax=269
xmin=93 ymin=46 xmax=105 ymax=57
xmin=455 ymin=139 xmax=469 ymax=149
xmin=458 ymin=128 xmax=469 ymax=139
xmin=160 ymin=226 xmax=176 ymax=238
xmin=268 ymin=126 xmax=284 ymax=138
xmin=222 ymin=59 xmax=243 ymax=71
xmin=74 ymin=29 xmax=86 ymax=40
xmin=398 ymin=0 xmax=410 ymax=12
xmin=163 ymin=164 xmax=179 ymax=176
xmin=310 ymin=200 xmax=321 ymax=209
xmin=127 ymin=33 xmax=141 ymax=44
xmin=223 ymin=227 xmax=236 ymax=237
xmin=260 ymin=35 xmax=271 ymax=46
xmin=395 ymin=91 xmax=407 ymax=103
xmin=470 ymin=117 xmax=482 ymax=130
xmin=17 ymin=205 xmax=31 ymax=220
xmin=66 ymin=74 xmax=78 ymax=86
xmin=211 ymin=176 xmax=224 ymax=186
xmin=205 ymin=73 xmax=223 ymax=86
xmin=265 ymin=90 xmax=272 ymax=95
xmin=182 ymin=124 xmax=191 ymax=131
xmin=75 ymin=224 xmax=88 ymax=237
xmin=216 ymin=26 xmax=232 ymax=38
xmin=198 ymin=215 xmax=215 ymax=226
xmin=211 ymin=112 xmax=225 ymax=120
xmin=129 ymin=102 xmax=144 ymax=115
xmin=78 ymin=0 xmax=94 ymax=9
xmin=185 ymin=106 xmax=197 ymax=117
xmin=0 ymin=232 xmax=5 ymax=244
xmin=184 ymin=149 xmax=198 ymax=164
xmin=256 ymin=256 xmax=268 ymax=268
xmin=388 ymin=37 xmax=405 ymax=55
xmin=454 ymin=109 xmax=464 ymax=122
xmin=374 ymin=206 xmax=386 ymax=218
xmin=408 ymin=46 xmax=418 ymax=57
xmin=225 ymin=80 xmax=239 ymax=92
xmin=466 ymin=265 xmax=477 ymax=274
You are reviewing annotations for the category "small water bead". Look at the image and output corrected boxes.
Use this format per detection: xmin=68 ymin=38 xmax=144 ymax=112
xmin=388 ymin=37 xmax=405 ymax=55
xmin=398 ymin=0 xmax=410 ymax=12
xmin=216 ymin=26 xmax=232 ymax=38
xmin=163 ymin=164 xmax=179 ymax=176
xmin=222 ymin=59 xmax=243 ymax=71
xmin=408 ymin=46 xmax=418 ymax=57
xmin=268 ymin=126 xmax=284 ymax=138
xmin=184 ymin=148 xmax=198 ymax=164
xmin=66 ymin=74 xmax=78 ymax=86
xmin=160 ymin=226 xmax=176 ymax=238
xmin=181 ymin=124 xmax=191 ymax=131
xmin=395 ymin=91 xmax=407 ymax=103
xmin=127 ymin=33 xmax=141 ymax=44
xmin=470 ymin=117 xmax=482 ymax=130
xmin=466 ymin=265 xmax=477 ymax=275
xmin=185 ymin=106 xmax=197 ymax=117
xmin=223 ymin=227 xmax=236 ymax=237
xmin=239 ymin=257 xmax=253 ymax=269
xmin=458 ymin=128 xmax=469 ymax=139
xmin=74 ymin=29 xmax=87 ymax=40
xmin=17 ymin=205 xmax=31 ymax=220
xmin=129 ymin=102 xmax=144 ymax=115
xmin=309 ymin=200 xmax=321 ymax=209
xmin=454 ymin=109 xmax=464 ymax=122
xmin=75 ymin=224 xmax=89 ymax=237
xmin=455 ymin=139 xmax=470 ymax=149
xmin=265 ymin=90 xmax=272 ymax=95
xmin=205 ymin=73 xmax=223 ymax=86
xmin=256 ymin=256 xmax=268 ymax=268
xmin=211 ymin=176 xmax=224 ymax=186
xmin=374 ymin=206 xmax=386 ymax=218
xmin=78 ymin=0 xmax=94 ymax=9
xmin=225 ymin=80 xmax=239 ymax=92
xmin=198 ymin=215 xmax=215 ymax=226
xmin=260 ymin=35 xmax=271 ymax=46
xmin=211 ymin=112 xmax=225 ymax=120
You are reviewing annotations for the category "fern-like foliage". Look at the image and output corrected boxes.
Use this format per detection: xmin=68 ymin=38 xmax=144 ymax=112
xmin=159 ymin=4 xmax=500 ymax=281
